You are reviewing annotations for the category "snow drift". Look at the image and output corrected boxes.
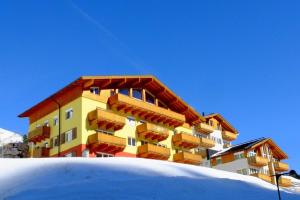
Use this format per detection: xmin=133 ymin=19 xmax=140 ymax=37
xmin=0 ymin=157 xmax=299 ymax=200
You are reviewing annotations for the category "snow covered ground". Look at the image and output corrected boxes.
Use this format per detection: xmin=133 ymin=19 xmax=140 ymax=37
xmin=0 ymin=158 xmax=299 ymax=200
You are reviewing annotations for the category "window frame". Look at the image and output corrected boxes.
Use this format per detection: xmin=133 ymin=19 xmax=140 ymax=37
xmin=65 ymin=108 xmax=73 ymax=120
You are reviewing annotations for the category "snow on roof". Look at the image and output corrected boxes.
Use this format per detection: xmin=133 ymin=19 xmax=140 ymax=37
xmin=0 ymin=158 xmax=299 ymax=199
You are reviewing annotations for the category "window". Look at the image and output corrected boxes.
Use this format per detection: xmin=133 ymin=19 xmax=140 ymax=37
xmin=128 ymin=137 xmax=136 ymax=146
xmin=82 ymin=149 xmax=89 ymax=157
xmin=53 ymin=137 xmax=59 ymax=147
xmin=119 ymin=88 xmax=129 ymax=96
xmin=249 ymin=168 xmax=259 ymax=175
xmin=209 ymin=120 xmax=213 ymax=126
xmin=90 ymin=87 xmax=100 ymax=95
xmin=234 ymin=152 xmax=245 ymax=160
xmin=141 ymin=141 xmax=148 ymax=145
xmin=97 ymin=153 xmax=114 ymax=157
xmin=132 ymin=89 xmax=142 ymax=100
xmin=127 ymin=117 xmax=135 ymax=126
xmin=65 ymin=108 xmax=73 ymax=120
xmin=242 ymin=169 xmax=248 ymax=175
xmin=145 ymin=91 xmax=155 ymax=104
xmin=158 ymin=101 xmax=167 ymax=109
xmin=53 ymin=116 xmax=58 ymax=126
xmin=216 ymin=157 xmax=222 ymax=165
xmin=65 ymin=130 xmax=73 ymax=143
xmin=65 ymin=152 xmax=76 ymax=157
xmin=44 ymin=120 xmax=49 ymax=127
xmin=110 ymin=89 xmax=116 ymax=96
xmin=247 ymin=150 xmax=256 ymax=157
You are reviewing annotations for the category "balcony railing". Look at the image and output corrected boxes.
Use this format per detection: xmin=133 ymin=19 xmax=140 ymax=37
xmin=247 ymin=155 xmax=269 ymax=167
xmin=88 ymin=132 xmax=126 ymax=154
xmin=108 ymin=94 xmax=185 ymax=128
xmin=195 ymin=123 xmax=214 ymax=134
xmin=274 ymin=161 xmax=289 ymax=172
xmin=278 ymin=177 xmax=292 ymax=187
xmin=88 ymin=108 xmax=126 ymax=131
xmin=173 ymin=152 xmax=202 ymax=165
xmin=28 ymin=126 xmax=50 ymax=143
xmin=137 ymin=143 xmax=170 ymax=160
xmin=172 ymin=132 xmax=200 ymax=149
xmin=137 ymin=123 xmax=169 ymax=142
xmin=222 ymin=130 xmax=237 ymax=141
xmin=251 ymin=173 xmax=272 ymax=183
xmin=199 ymin=137 xmax=215 ymax=148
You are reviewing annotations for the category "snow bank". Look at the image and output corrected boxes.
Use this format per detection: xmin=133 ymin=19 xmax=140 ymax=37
xmin=0 ymin=158 xmax=299 ymax=200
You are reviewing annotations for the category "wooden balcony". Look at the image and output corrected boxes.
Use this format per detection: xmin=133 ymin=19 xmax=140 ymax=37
xmin=222 ymin=130 xmax=237 ymax=141
xmin=108 ymin=94 xmax=185 ymax=128
xmin=137 ymin=123 xmax=169 ymax=142
xmin=199 ymin=137 xmax=215 ymax=148
xmin=278 ymin=177 xmax=292 ymax=187
xmin=88 ymin=108 xmax=126 ymax=131
xmin=137 ymin=143 xmax=170 ymax=160
xmin=248 ymin=155 xmax=269 ymax=167
xmin=173 ymin=152 xmax=202 ymax=165
xmin=28 ymin=126 xmax=50 ymax=143
xmin=88 ymin=132 xmax=126 ymax=154
xmin=274 ymin=161 xmax=289 ymax=172
xmin=32 ymin=147 xmax=42 ymax=158
xmin=172 ymin=132 xmax=200 ymax=149
xmin=251 ymin=173 xmax=272 ymax=183
xmin=195 ymin=123 xmax=214 ymax=134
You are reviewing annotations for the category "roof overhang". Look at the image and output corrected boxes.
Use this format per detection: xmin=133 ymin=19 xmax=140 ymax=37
xmin=204 ymin=113 xmax=238 ymax=134
xmin=19 ymin=75 xmax=204 ymax=125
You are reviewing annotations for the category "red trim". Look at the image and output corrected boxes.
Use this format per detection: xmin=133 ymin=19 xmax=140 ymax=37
xmin=115 ymin=152 xmax=136 ymax=158
xmin=51 ymin=144 xmax=136 ymax=158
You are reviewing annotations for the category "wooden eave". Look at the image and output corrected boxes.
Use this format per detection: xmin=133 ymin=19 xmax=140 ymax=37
xmin=204 ymin=113 xmax=238 ymax=134
xmin=19 ymin=75 xmax=204 ymax=125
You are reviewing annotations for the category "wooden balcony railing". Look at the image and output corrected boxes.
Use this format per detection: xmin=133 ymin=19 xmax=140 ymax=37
xmin=222 ymin=130 xmax=237 ymax=141
xmin=108 ymin=94 xmax=185 ymax=128
xmin=199 ymin=137 xmax=215 ymax=148
xmin=173 ymin=152 xmax=202 ymax=165
xmin=278 ymin=177 xmax=292 ymax=187
xmin=274 ymin=161 xmax=289 ymax=172
xmin=247 ymin=155 xmax=269 ymax=167
xmin=251 ymin=173 xmax=272 ymax=183
xmin=88 ymin=132 xmax=126 ymax=154
xmin=195 ymin=123 xmax=214 ymax=134
xmin=137 ymin=123 xmax=169 ymax=142
xmin=137 ymin=143 xmax=170 ymax=160
xmin=88 ymin=108 xmax=126 ymax=131
xmin=172 ymin=132 xmax=200 ymax=149
xmin=28 ymin=126 xmax=50 ymax=143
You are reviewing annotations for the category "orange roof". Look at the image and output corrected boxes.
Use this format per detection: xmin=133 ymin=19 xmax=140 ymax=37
xmin=19 ymin=75 xmax=204 ymax=125
xmin=204 ymin=113 xmax=238 ymax=134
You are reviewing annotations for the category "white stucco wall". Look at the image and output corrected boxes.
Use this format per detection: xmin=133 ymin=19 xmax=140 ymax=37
xmin=213 ymin=158 xmax=249 ymax=173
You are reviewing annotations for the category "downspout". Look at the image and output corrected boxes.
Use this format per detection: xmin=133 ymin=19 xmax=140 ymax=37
xmin=52 ymin=99 xmax=61 ymax=157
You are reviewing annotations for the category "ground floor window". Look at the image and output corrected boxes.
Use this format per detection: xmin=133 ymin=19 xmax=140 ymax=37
xmin=96 ymin=152 xmax=114 ymax=157
xmin=65 ymin=152 xmax=76 ymax=157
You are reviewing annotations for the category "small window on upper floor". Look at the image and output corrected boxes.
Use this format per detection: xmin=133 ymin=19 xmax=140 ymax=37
xmin=65 ymin=108 xmax=73 ymax=120
xmin=127 ymin=117 xmax=135 ymax=126
xmin=132 ymin=89 xmax=142 ymax=100
xmin=90 ymin=87 xmax=100 ymax=95
xmin=119 ymin=88 xmax=129 ymax=96
xmin=209 ymin=120 xmax=213 ymax=126
xmin=53 ymin=116 xmax=59 ymax=126
xmin=145 ymin=91 xmax=155 ymax=104
xmin=44 ymin=120 xmax=49 ymax=127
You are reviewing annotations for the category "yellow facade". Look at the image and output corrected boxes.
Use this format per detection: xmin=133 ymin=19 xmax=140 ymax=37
xmin=22 ymin=76 xmax=208 ymax=163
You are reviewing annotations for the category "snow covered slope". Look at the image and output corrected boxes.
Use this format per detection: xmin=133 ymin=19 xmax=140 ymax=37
xmin=0 ymin=128 xmax=23 ymax=145
xmin=0 ymin=158 xmax=299 ymax=200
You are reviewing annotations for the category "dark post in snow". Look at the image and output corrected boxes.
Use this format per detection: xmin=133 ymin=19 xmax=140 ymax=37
xmin=273 ymin=170 xmax=298 ymax=200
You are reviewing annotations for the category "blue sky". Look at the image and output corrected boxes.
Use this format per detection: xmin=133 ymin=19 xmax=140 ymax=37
xmin=0 ymin=1 xmax=299 ymax=171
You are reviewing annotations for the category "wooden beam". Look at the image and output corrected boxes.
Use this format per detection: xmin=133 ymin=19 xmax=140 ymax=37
xmin=83 ymin=79 xmax=94 ymax=89
xmin=100 ymin=79 xmax=112 ymax=88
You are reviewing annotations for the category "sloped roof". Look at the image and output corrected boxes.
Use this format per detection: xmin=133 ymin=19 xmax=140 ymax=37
xmin=204 ymin=113 xmax=238 ymax=134
xmin=19 ymin=75 xmax=204 ymax=125
xmin=211 ymin=137 xmax=288 ymax=160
